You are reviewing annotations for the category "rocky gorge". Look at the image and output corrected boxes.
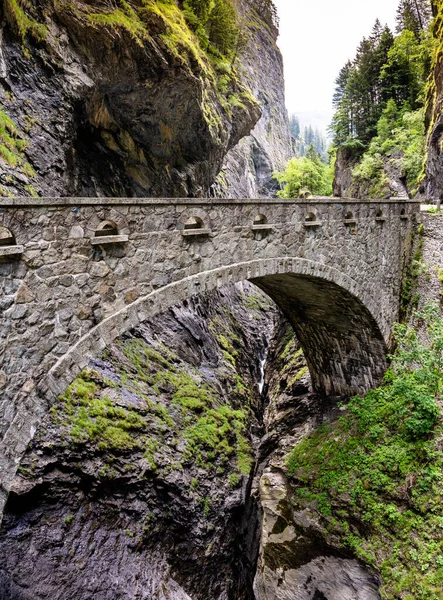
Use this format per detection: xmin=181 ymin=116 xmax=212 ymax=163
xmin=0 ymin=280 xmax=387 ymax=600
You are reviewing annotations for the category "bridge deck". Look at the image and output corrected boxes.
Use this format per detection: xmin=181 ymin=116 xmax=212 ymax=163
xmin=0 ymin=197 xmax=419 ymax=206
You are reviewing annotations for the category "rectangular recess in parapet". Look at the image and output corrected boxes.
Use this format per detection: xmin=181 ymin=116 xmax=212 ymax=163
xmin=181 ymin=229 xmax=212 ymax=237
xmin=303 ymin=222 xmax=322 ymax=228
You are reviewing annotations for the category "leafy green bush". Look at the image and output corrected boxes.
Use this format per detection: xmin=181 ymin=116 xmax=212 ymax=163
xmin=273 ymin=147 xmax=333 ymax=198
xmin=286 ymin=305 xmax=443 ymax=600
xmin=351 ymin=101 xmax=426 ymax=193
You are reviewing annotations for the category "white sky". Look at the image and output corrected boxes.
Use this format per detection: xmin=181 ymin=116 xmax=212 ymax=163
xmin=273 ymin=0 xmax=400 ymax=132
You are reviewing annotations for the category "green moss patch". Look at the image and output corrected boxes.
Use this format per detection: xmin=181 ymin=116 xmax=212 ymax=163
xmin=53 ymin=332 xmax=254 ymax=483
xmin=54 ymin=371 xmax=147 ymax=451
xmin=286 ymin=305 xmax=443 ymax=600
xmin=0 ymin=106 xmax=38 ymax=194
xmin=4 ymin=0 xmax=47 ymax=43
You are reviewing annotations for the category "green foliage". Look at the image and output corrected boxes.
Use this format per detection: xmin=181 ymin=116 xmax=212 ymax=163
xmin=182 ymin=0 xmax=241 ymax=59
xmin=286 ymin=305 xmax=443 ymax=600
xmin=242 ymin=291 xmax=273 ymax=312
xmin=381 ymin=29 xmax=433 ymax=108
xmin=229 ymin=472 xmax=240 ymax=487
xmin=4 ymin=0 xmax=47 ymax=44
xmin=351 ymin=103 xmax=426 ymax=193
xmin=0 ymin=107 xmax=38 ymax=195
xmin=330 ymin=21 xmax=395 ymax=147
xmin=396 ymin=0 xmax=433 ymax=37
xmin=56 ymin=372 xmax=147 ymax=451
xmin=88 ymin=0 xmax=149 ymax=45
xmin=184 ymin=404 xmax=253 ymax=474
xmin=274 ymin=149 xmax=333 ymax=198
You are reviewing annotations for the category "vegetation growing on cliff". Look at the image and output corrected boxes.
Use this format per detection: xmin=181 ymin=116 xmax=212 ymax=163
xmin=52 ymin=329 xmax=254 ymax=484
xmin=61 ymin=0 xmax=244 ymax=78
xmin=351 ymin=103 xmax=426 ymax=196
xmin=330 ymin=0 xmax=435 ymax=196
xmin=0 ymin=106 xmax=37 ymax=196
xmin=183 ymin=0 xmax=240 ymax=58
xmin=287 ymin=304 xmax=443 ymax=600
xmin=3 ymin=0 xmax=47 ymax=44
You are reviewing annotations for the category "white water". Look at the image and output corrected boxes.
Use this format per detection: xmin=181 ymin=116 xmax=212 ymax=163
xmin=258 ymin=355 xmax=267 ymax=394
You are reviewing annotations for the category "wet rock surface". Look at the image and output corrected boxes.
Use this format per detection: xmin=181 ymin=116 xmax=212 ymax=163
xmin=251 ymin=319 xmax=382 ymax=600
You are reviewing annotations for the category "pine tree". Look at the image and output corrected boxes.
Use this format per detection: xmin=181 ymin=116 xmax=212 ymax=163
xmin=330 ymin=22 xmax=394 ymax=147
xmin=289 ymin=115 xmax=301 ymax=140
xmin=396 ymin=0 xmax=432 ymax=36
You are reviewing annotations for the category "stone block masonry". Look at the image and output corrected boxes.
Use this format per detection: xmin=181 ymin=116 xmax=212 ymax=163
xmin=0 ymin=197 xmax=418 ymax=515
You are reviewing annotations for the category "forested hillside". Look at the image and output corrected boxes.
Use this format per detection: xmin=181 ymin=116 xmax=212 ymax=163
xmin=275 ymin=0 xmax=441 ymax=200
xmin=332 ymin=0 xmax=435 ymax=198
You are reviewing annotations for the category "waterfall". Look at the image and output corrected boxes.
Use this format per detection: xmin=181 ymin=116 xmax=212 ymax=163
xmin=258 ymin=354 xmax=267 ymax=394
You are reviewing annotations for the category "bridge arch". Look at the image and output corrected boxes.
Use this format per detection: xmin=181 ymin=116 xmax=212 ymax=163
xmin=40 ymin=256 xmax=387 ymax=404
xmin=0 ymin=257 xmax=386 ymax=503
xmin=0 ymin=197 xmax=418 ymax=515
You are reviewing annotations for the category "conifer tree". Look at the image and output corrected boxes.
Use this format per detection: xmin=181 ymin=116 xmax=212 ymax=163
xmin=396 ymin=0 xmax=432 ymax=36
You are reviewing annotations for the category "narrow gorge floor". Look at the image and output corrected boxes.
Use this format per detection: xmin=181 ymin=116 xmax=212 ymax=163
xmin=0 ymin=283 xmax=380 ymax=600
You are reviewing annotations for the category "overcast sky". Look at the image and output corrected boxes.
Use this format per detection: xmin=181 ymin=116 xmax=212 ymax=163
xmin=273 ymin=0 xmax=400 ymax=132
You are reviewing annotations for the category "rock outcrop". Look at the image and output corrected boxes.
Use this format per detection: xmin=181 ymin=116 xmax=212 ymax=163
xmin=0 ymin=0 xmax=264 ymax=198
xmin=333 ymin=147 xmax=409 ymax=200
xmin=425 ymin=0 xmax=443 ymax=201
xmin=0 ymin=283 xmax=278 ymax=600
xmin=213 ymin=1 xmax=292 ymax=198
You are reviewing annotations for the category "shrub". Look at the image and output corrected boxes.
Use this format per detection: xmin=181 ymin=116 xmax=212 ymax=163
xmin=286 ymin=304 xmax=443 ymax=600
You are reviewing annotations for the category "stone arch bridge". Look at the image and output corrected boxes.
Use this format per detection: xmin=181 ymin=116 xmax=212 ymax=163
xmin=0 ymin=197 xmax=418 ymax=512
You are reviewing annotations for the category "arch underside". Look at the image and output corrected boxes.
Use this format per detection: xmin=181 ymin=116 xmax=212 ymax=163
xmin=251 ymin=273 xmax=387 ymax=396
xmin=41 ymin=257 xmax=388 ymax=401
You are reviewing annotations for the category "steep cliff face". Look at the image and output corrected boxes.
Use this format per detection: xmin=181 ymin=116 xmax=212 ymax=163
xmin=333 ymin=147 xmax=410 ymax=199
xmin=213 ymin=1 xmax=292 ymax=198
xmin=425 ymin=0 xmax=443 ymax=201
xmin=0 ymin=283 xmax=278 ymax=600
xmin=0 ymin=0 xmax=265 ymax=198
